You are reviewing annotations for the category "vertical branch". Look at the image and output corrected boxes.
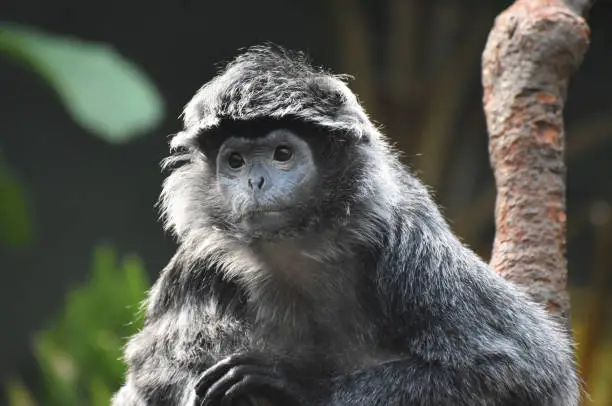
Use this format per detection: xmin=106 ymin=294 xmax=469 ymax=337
xmin=329 ymin=0 xmax=378 ymax=117
xmin=577 ymin=203 xmax=612 ymax=404
xmin=452 ymin=110 xmax=612 ymax=245
xmin=384 ymin=0 xmax=424 ymax=155
xmin=482 ymin=0 xmax=592 ymax=320
xmin=417 ymin=9 xmax=490 ymax=189
xmin=386 ymin=0 xmax=422 ymax=103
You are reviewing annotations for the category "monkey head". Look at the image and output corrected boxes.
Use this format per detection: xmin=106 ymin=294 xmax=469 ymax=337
xmin=159 ymin=45 xmax=394 ymax=250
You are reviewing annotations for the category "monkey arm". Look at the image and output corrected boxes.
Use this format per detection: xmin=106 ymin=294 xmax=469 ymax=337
xmin=112 ymin=254 xmax=248 ymax=406
xmin=326 ymin=258 xmax=579 ymax=405
xmin=327 ymin=352 xmax=567 ymax=406
xmin=111 ymin=315 xmax=205 ymax=406
xmin=325 ymin=317 xmax=578 ymax=406
xmin=112 ymin=306 xmax=252 ymax=406
xmin=317 ymin=211 xmax=580 ymax=406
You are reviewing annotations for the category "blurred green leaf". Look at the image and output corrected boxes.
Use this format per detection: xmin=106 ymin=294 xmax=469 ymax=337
xmin=0 ymin=158 xmax=32 ymax=247
xmin=34 ymin=334 xmax=80 ymax=405
xmin=0 ymin=22 xmax=164 ymax=143
xmin=5 ymin=379 xmax=37 ymax=406
xmin=89 ymin=376 xmax=114 ymax=406
xmin=6 ymin=245 xmax=149 ymax=406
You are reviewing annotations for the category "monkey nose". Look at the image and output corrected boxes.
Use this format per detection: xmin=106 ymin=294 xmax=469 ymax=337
xmin=248 ymin=176 xmax=265 ymax=190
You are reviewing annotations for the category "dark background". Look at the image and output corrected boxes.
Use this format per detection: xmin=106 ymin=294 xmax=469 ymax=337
xmin=1 ymin=0 xmax=611 ymax=403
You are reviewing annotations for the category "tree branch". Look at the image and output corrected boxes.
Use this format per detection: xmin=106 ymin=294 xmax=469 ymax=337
xmin=417 ymin=9 xmax=490 ymax=189
xmin=451 ymin=108 xmax=612 ymax=245
xmin=482 ymin=0 xmax=592 ymax=320
xmin=329 ymin=0 xmax=379 ymax=118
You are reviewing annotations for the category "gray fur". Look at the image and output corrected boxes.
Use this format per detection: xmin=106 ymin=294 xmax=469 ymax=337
xmin=113 ymin=45 xmax=580 ymax=405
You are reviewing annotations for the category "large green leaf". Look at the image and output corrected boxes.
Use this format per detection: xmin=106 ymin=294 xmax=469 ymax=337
xmin=0 ymin=22 xmax=164 ymax=143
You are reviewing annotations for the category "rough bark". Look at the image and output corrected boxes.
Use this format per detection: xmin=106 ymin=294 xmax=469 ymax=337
xmin=482 ymin=0 xmax=592 ymax=321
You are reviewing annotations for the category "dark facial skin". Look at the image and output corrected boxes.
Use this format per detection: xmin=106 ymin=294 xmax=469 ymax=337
xmin=216 ymin=129 xmax=318 ymax=235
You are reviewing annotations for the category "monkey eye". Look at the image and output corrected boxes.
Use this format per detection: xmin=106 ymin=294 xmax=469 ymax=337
xmin=228 ymin=152 xmax=245 ymax=169
xmin=273 ymin=145 xmax=293 ymax=162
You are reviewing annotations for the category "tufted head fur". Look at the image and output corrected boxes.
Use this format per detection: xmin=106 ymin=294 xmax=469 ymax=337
xmin=174 ymin=44 xmax=379 ymax=147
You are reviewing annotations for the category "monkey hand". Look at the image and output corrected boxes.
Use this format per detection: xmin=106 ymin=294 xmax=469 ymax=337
xmin=194 ymin=353 xmax=311 ymax=406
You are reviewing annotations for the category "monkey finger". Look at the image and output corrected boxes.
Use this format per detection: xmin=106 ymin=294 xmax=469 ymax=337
xmin=195 ymin=354 xmax=261 ymax=396
xmin=221 ymin=374 xmax=304 ymax=406
xmin=220 ymin=378 xmax=253 ymax=406
xmin=201 ymin=365 xmax=276 ymax=405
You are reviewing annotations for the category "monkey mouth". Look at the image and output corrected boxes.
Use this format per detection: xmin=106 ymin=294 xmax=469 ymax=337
xmin=240 ymin=207 xmax=293 ymax=232
xmin=246 ymin=205 xmax=290 ymax=215
xmin=246 ymin=208 xmax=288 ymax=217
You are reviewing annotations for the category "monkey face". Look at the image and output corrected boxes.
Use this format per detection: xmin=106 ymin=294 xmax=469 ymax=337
xmin=162 ymin=117 xmax=357 ymax=244
xmin=212 ymin=128 xmax=321 ymax=237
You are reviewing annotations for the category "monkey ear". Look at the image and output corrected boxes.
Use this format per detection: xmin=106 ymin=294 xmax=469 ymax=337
xmin=301 ymin=76 xmax=376 ymax=144
xmin=169 ymin=129 xmax=199 ymax=152
xmin=307 ymin=77 xmax=347 ymax=112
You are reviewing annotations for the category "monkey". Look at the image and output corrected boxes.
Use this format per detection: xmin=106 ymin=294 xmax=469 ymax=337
xmin=112 ymin=45 xmax=580 ymax=406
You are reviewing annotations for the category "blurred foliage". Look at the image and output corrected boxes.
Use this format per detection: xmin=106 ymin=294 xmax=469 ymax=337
xmin=0 ymin=22 xmax=164 ymax=143
xmin=4 ymin=246 xmax=150 ymax=406
xmin=0 ymin=159 xmax=31 ymax=247
xmin=572 ymin=288 xmax=612 ymax=405
xmin=0 ymin=22 xmax=166 ymax=249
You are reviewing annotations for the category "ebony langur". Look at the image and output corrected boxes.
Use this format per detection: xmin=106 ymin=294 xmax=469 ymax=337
xmin=112 ymin=45 xmax=579 ymax=406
